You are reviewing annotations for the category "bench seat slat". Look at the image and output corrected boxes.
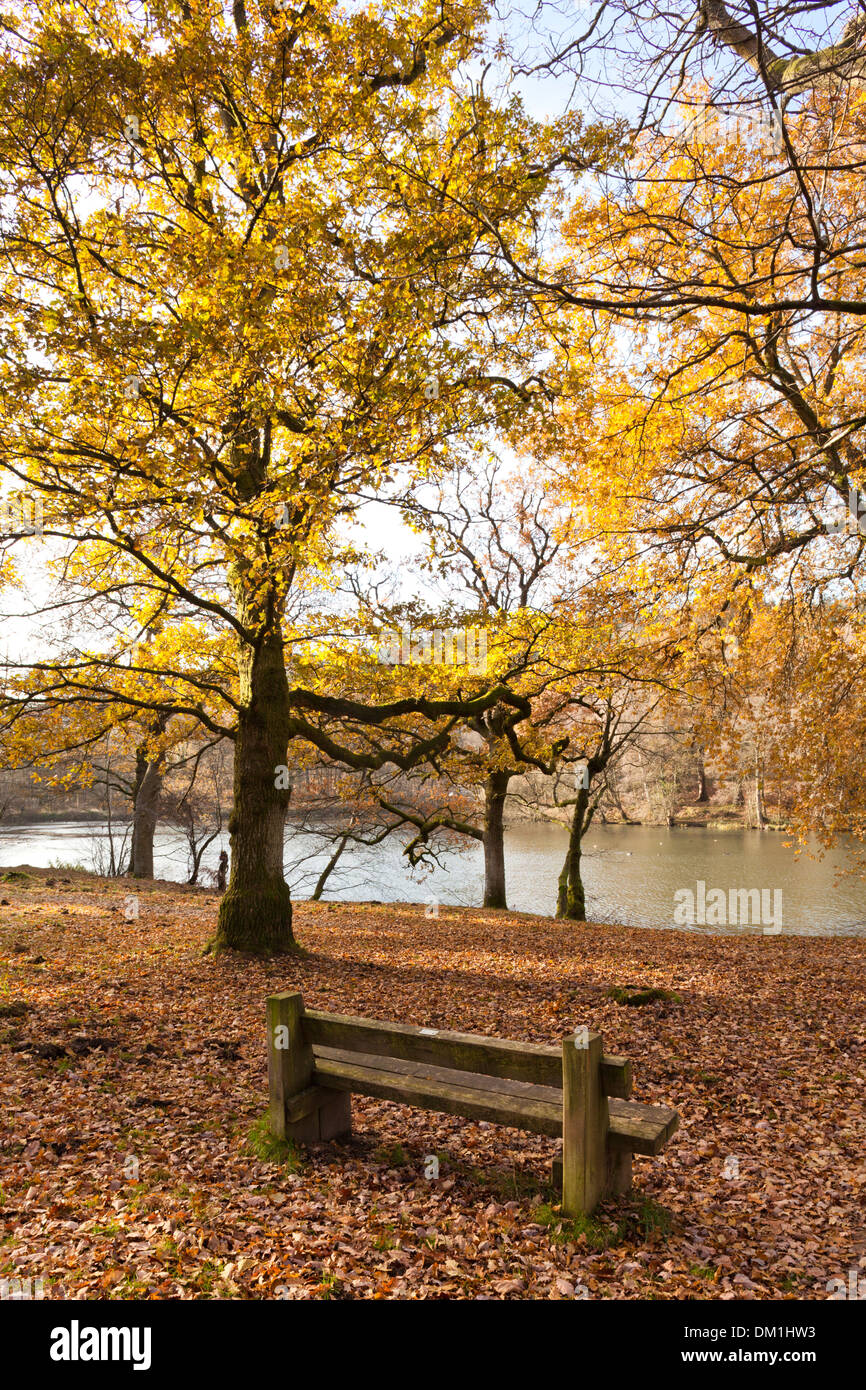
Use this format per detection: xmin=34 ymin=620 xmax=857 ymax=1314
xmin=312 ymin=1048 xmax=563 ymax=1136
xmin=607 ymin=1098 xmax=679 ymax=1155
xmin=312 ymin=1046 xmax=678 ymax=1154
xmin=313 ymin=1045 xmax=562 ymax=1104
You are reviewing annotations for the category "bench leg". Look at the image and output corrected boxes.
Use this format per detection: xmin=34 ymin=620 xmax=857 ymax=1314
xmin=317 ymin=1090 xmax=352 ymax=1141
xmin=552 ymin=1146 xmax=631 ymax=1199
xmin=561 ymin=1033 xmax=608 ymax=1217
xmin=282 ymin=1085 xmax=352 ymax=1142
xmin=268 ymin=992 xmax=314 ymax=1141
xmin=285 ymin=1109 xmax=322 ymax=1144
xmin=605 ymin=1147 xmax=632 ymax=1197
xmin=551 ymin=1153 xmax=562 ymax=1191
xmin=267 ymin=993 xmax=352 ymax=1143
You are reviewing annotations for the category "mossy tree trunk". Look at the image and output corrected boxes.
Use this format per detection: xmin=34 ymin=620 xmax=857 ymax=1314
xmin=211 ymin=403 xmax=298 ymax=965
xmin=211 ymin=403 xmax=299 ymax=955
xmin=556 ymin=778 xmax=592 ymax=920
xmin=214 ymin=608 xmax=295 ymax=953
xmin=556 ymin=735 xmax=617 ymax=922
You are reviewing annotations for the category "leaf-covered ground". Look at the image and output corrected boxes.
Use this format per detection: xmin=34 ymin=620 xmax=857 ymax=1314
xmin=0 ymin=866 xmax=863 ymax=1300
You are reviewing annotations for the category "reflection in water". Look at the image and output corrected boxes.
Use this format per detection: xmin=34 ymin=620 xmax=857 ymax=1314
xmin=0 ymin=819 xmax=864 ymax=936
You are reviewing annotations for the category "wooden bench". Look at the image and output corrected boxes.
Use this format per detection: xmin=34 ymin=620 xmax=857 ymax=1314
xmin=266 ymin=991 xmax=679 ymax=1216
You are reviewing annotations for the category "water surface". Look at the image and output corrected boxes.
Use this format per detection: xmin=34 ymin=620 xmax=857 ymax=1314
xmin=1 ymin=818 xmax=863 ymax=936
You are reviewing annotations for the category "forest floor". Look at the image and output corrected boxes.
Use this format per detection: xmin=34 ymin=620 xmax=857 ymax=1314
xmin=0 ymin=865 xmax=863 ymax=1301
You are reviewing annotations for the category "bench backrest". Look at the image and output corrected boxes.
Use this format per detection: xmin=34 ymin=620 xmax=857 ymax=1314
xmin=287 ymin=999 xmax=632 ymax=1098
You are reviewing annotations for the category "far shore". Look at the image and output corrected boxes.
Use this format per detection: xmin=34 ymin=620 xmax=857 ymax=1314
xmin=0 ymin=806 xmax=796 ymax=831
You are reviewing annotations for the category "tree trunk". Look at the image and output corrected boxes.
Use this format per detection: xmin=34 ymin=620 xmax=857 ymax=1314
xmin=606 ymin=768 xmax=637 ymax=824
xmin=482 ymin=771 xmax=510 ymax=908
xmin=187 ymin=829 xmax=220 ymax=886
xmin=213 ymin=604 xmax=295 ymax=954
xmin=129 ymin=750 xmax=163 ymax=879
xmin=753 ymin=751 xmax=766 ymax=830
xmin=104 ymin=759 xmax=117 ymax=877
xmin=557 ymin=782 xmax=591 ymax=921
xmin=695 ymin=746 xmax=709 ymax=803
xmin=311 ymin=830 xmax=351 ymax=900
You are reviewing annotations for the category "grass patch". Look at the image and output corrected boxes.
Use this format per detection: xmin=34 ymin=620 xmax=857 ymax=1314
xmin=531 ymin=1193 xmax=674 ymax=1250
xmin=435 ymin=1151 xmax=549 ymax=1202
xmin=244 ymin=1115 xmax=303 ymax=1171
xmin=626 ymin=1195 xmax=674 ymax=1242
xmin=374 ymin=1142 xmax=407 ymax=1167
xmin=531 ymin=1201 xmax=627 ymax=1251
xmin=188 ymin=1259 xmax=226 ymax=1298
xmin=473 ymin=1163 xmax=548 ymax=1202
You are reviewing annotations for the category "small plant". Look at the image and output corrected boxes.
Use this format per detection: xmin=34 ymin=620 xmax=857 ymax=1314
xmin=107 ymin=1274 xmax=151 ymax=1300
xmin=190 ymin=1260 xmax=224 ymax=1298
xmin=155 ymin=1236 xmax=179 ymax=1262
xmin=372 ymin=1226 xmax=396 ymax=1251
xmin=90 ymin=1218 xmax=124 ymax=1237
xmin=317 ymin=1271 xmax=343 ymax=1300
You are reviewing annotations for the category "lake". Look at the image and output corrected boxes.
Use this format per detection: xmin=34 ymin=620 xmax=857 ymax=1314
xmin=1 ymin=818 xmax=864 ymax=936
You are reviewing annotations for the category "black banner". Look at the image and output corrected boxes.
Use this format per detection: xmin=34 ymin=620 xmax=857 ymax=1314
xmin=1 ymin=1295 xmax=858 ymax=1379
